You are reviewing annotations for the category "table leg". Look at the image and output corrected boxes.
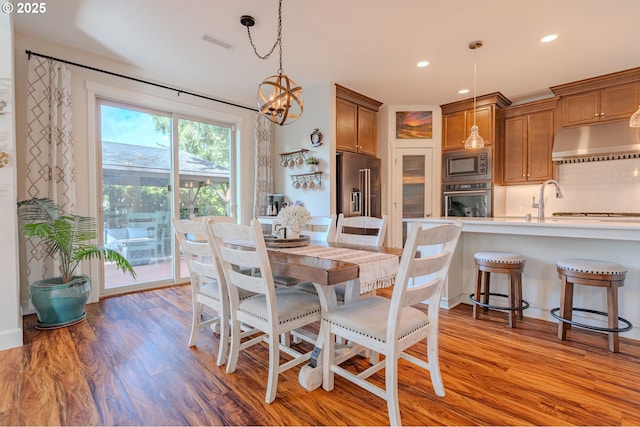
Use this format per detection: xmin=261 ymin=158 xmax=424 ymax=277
xmin=299 ymin=282 xmax=336 ymax=391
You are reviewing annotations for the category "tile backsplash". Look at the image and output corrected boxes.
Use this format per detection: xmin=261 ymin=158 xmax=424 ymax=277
xmin=503 ymin=158 xmax=640 ymax=216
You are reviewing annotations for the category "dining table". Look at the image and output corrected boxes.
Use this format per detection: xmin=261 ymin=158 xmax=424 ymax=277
xmin=262 ymin=239 xmax=403 ymax=391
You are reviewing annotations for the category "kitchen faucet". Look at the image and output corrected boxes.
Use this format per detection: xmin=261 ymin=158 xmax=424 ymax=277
xmin=532 ymin=179 xmax=564 ymax=221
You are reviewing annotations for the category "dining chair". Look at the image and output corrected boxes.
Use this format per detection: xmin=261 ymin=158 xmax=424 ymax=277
xmin=209 ymin=219 xmax=322 ymax=404
xmin=335 ymin=213 xmax=388 ymax=246
xmin=172 ymin=217 xmax=235 ymax=366
xmin=321 ymin=220 xmax=463 ymax=426
xmin=300 ymin=214 xmax=337 ymax=242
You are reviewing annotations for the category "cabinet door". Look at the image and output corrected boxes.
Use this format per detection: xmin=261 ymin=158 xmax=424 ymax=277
xmin=601 ymin=82 xmax=640 ymax=121
xmin=357 ymin=106 xmax=377 ymax=156
xmin=443 ymin=110 xmax=466 ymax=151
xmin=336 ymin=98 xmax=358 ymax=153
xmin=502 ymin=116 xmax=527 ymax=184
xmin=472 ymin=104 xmax=494 ymax=146
xmin=561 ymin=90 xmax=600 ymax=127
xmin=527 ymin=110 xmax=554 ymax=182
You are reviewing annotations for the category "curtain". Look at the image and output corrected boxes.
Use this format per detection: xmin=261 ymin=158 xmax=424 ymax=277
xmin=253 ymin=113 xmax=273 ymax=218
xmin=24 ymin=56 xmax=75 ymax=283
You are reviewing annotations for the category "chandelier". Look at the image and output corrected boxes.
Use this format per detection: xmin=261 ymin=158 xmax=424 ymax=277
xmin=241 ymin=0 xmax=303 ymax=126
xmin=464 ymin=40 xmax=485 ymax=149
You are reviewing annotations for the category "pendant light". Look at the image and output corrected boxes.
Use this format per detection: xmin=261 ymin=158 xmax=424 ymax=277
xmin=241 ymin=0 xmax=303 ymax=126
xmin=464 ymin=40 xmax=485 ymax=149
xmin=630 ymin=105 xmax=640 ymax=127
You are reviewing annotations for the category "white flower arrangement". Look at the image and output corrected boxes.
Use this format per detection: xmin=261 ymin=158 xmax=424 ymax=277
xmin=277 ymin=205 xmax=311 ymax=231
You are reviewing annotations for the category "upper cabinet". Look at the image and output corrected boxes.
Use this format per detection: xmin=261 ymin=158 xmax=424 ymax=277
xmin=498 ymin=98 xmax=557 ymax=185
xmin=336 ymin=84 xmax=383 ymax=157
xmin=551 ymin=68 xmax=640 ymax=129
xmin=441 ymin=93 xmax=511 ymax=151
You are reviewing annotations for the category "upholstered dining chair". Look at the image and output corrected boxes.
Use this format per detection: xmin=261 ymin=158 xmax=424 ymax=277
xmin=321 ymin=221 xmax=462 ymax=426
xmin=173 ymin=217 xmax=235 ymax=366
xmin=208 ymin=219 xmax=322 ymax=404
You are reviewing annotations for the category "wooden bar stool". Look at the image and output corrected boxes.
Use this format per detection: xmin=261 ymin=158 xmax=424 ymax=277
xmin=470 ymin=252 xmax=528 ymax=328
xmin=551 ymin=258 xmax=632 ymax=353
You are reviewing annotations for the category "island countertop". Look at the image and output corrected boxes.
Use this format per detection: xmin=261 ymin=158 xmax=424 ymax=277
xmin=405 ymin=216 xmax=640 ymax=342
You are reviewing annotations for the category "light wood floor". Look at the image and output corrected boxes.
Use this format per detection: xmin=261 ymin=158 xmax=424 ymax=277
xmin=1 ymin=284 xmax=639 ymax=426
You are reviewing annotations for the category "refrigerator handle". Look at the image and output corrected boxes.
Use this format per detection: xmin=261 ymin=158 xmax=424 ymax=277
xmin=362 ymin=168 xmax=371 ymax=217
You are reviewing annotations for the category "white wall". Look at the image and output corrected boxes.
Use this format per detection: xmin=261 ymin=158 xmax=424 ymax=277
xmin=504 ymin=158 xmax=640 ymax=217
xmin=0 ymin=15 xmax=22 ymax=350
xmin=273 ymin=82 xmax=333 ymax=216
xmin=13 ymin=33 xmax=258 ymax=311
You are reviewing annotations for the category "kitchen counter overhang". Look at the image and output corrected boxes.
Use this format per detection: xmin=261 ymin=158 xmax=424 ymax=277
xmin=405 ymin=216 xmax=640 ymax=342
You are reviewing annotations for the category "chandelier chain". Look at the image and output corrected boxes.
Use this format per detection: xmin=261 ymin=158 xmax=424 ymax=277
xmin=245 ymin=0 xmax=283 ymax=73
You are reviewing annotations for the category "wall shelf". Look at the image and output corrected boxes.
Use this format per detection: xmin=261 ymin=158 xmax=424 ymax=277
xmin=279 ymin=148 xmax=309 ymax=168
xmin=290 ymin=171 xmax=323 ymax=189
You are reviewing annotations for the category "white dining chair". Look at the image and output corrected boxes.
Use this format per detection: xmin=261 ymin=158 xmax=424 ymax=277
xmin=300 ymin=214 xmax=337 ymax=242
xmin=209 ymin=219 xmax=322 ymax=404
xmin=321 ymin=221 xmax=463 ymax=426
xmin=335 ymin=214 xmax=388 ymax=247
xmin=173 ymin=217 xmax=234 ymax=366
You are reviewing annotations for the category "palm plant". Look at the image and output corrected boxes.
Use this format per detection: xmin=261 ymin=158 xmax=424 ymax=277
xmin=17 ymin=197 xmax=136 ymax=282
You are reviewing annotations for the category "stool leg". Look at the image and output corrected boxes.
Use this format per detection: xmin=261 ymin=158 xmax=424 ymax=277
xmin=607 ymin=286 xmax=620 ymax=353
xmin=516 ymin=272 xmax=524 ymax=321
xmin=557 ymin=276 xmax=573 ymax=340
xmin=473 ymin=268 xmax=482 ymax=319
xmin=482 ymin=271 xmax=491 ymax=313
xmin=508 ymin=272 xmax=516 ymax=328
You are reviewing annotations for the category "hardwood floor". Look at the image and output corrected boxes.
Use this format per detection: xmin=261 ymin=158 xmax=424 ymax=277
xmin=1 ymin=284 xmax=639 ymax=426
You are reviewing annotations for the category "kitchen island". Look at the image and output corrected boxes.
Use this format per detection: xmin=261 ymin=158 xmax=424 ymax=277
xmin=406 ymin=217 xmax=640 ymax=341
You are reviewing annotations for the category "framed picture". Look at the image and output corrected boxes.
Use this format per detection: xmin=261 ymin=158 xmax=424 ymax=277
xmin=395 ymin=111 xmax=433 ymax=139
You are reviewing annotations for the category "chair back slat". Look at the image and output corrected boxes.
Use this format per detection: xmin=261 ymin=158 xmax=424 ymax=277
xmin=335 ymin=214 xmax=388 ymax=247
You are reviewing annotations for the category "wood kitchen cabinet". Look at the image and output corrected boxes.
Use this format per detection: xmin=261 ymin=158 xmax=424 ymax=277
xmin=499 ymin=98 xmax=557 ymax=185
xmin=551 ymin=68 xmax=640 ymax=129
xmin=441 ymin=92 xmax=511 ymax=151
xmin=336 ymin=84 xmax=383 ymax=156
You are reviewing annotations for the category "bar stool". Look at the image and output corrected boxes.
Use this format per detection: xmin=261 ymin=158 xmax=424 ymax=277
xmin=551 ymin=258 xmax=633 ymax=353
xmin=470 ymin=252 xmax=529 ymax=328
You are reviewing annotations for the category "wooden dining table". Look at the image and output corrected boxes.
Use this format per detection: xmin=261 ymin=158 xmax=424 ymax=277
xmin=263 ymin=240 xmax=403 ymax=391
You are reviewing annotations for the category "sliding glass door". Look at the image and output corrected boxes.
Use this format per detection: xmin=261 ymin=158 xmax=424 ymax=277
xmin=99 ymin=100 xmax=233 ymax=295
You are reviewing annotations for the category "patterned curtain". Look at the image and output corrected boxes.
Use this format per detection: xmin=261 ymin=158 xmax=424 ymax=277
xmin=253 ymin=113 xmax=273 ymax=218
xmin=24 ymin=56 xmax=75 ymax=283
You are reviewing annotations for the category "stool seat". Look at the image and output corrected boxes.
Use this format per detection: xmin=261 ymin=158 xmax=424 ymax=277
xmin=556 ymin=258 xmax=627 ymax=275
xmin=471 ymin=252 xmax=528 ymax=328
xmin=475 ymin=252 xmax=526 ymax=264
xmin=554 ymin=258 xmax=632 ymax=353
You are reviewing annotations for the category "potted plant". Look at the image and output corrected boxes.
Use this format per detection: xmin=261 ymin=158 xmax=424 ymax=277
xmin=17 ymin=197 xmax=137 ymax=329
xmin=305 ymin=156 xmax=320 ymax=172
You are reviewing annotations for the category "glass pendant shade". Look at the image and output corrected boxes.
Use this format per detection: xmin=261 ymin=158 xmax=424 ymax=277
xmin=630 ymin=105 xmax=640 ymax=127
xmin=464 ymin=125 xmax=485 ymax=149
xmin=258 ymin=72 xmax=303 ymax=126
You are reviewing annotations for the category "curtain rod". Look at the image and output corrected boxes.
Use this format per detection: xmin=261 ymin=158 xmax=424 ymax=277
xmin=25 ymin=50 xmax=258 ymax=112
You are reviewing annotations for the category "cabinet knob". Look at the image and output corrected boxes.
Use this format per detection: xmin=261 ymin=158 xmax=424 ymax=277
xmin=595 ymin=113 xmax=600 ymax=117
xmin=600 ymin=112 xmax=605 ymax=116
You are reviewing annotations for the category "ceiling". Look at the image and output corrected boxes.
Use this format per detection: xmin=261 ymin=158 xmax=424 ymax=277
xmin=12 ymin=0 xmax=640 ymax=110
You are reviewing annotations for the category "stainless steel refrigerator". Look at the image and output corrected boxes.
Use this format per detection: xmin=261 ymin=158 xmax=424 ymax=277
xmin=336 ymin=152 xmax=381 ymax=218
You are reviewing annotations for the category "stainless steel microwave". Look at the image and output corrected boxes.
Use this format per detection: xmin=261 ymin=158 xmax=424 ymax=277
xmin=442 ymin=147 xmax=492 ymax=182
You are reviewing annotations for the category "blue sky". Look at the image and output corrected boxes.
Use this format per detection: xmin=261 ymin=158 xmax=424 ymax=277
xmin=100 ymin=105 xmax=170 ymax=147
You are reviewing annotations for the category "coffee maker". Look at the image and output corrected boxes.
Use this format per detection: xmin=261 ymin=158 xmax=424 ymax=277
xmin=266 ymin=193 xmax=284 ymax=216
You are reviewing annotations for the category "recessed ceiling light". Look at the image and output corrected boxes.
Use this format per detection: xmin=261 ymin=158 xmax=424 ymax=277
xmin=417 ymin=61 xmax=429 ymax=68
xmin=458 ymin=89 xmax=470 ymax=94
xmin=540 ymin=34 xmax=558 ymax=43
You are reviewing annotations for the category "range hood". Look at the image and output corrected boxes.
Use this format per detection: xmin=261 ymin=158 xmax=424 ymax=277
xmin=552 ymin=121 xmax=640 ymax=164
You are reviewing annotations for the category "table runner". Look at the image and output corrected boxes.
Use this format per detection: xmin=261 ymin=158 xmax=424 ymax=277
xmin=275 ymin=245 xmax=399 ymax=293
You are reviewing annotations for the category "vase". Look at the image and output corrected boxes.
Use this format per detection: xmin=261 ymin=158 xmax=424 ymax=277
xmin=29 ymin=275 xmax=91 ymax=329
xmin=286 ymin=227 xmax=300 ymax=239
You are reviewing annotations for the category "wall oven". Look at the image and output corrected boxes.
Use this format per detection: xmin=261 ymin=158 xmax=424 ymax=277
xmin=443 ymin=147 xmax=492 ymax=182
xmin=443 ymin=182 xmax=492 ymax=217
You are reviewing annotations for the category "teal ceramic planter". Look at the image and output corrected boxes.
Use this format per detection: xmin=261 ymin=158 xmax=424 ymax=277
xmin=29 ymin=275 xmax=91 ymax=329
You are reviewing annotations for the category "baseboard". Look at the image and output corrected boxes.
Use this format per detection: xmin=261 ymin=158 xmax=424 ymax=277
xmin=0 ymin=327 xmax=23 ymax=350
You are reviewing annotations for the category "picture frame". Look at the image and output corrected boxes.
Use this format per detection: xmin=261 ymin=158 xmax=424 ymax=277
xmin=395 ymin=111 xmax=433 ymax=139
